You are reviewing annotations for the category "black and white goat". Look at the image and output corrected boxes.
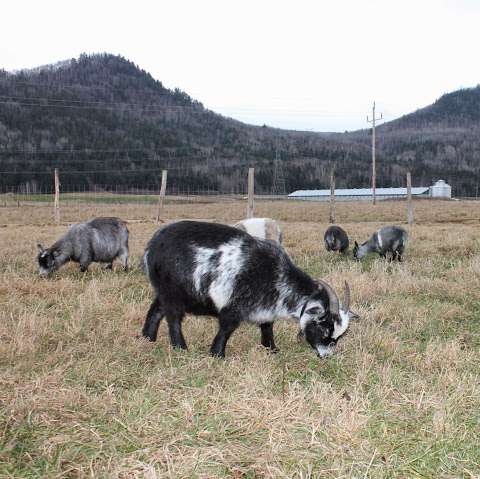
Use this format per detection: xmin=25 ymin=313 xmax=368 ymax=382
xmin=142 ymin=221 xmax=354 ymax=358
xmin=37 ymin=217 xmax=129 ymax=275
xmin=353 ymin=225 xmax=408 ymax=261
xmin=324 ymin=225 xmax=349 ymax=254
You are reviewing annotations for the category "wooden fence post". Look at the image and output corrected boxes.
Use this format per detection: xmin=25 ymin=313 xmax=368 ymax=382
xmin=247 ymin=167 xmax=255 ymax=218
xmin=54 ymin=168 xmax=60 ymax=224
xmin=407 ymin=171 xmax=413 ymax=225
xmin=156 ymin=170 xmax=168 ymax=223
xmin=329 ymin=167 xmax=336 ymax=224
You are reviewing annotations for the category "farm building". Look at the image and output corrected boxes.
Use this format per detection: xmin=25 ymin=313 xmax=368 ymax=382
xmin=288 ymin=180 xmax=451 ymax=201
xmin=430 ymin=179 xmax=452 ymax=198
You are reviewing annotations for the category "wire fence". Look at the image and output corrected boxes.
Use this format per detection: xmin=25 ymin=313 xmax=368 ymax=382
xmin=1 ymin=166 xmax=477 ymax=228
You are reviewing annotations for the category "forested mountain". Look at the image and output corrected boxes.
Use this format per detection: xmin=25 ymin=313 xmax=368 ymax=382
xmin=343 ymin=87 xmax=480 ymax=194
xmin=0 ymin=53 xmax=479 ymax=195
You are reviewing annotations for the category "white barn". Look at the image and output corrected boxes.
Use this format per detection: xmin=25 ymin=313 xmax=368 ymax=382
xmin=288 ymin=186 xmax=430 ymax=202
xmin=288 ymin=180 xmax=452 ymax=201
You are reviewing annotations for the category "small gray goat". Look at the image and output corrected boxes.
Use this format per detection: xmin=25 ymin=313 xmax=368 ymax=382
xmin=324 ymin=225 xmax=349 ymax=254
xmin=353 ymin=225 xmax=408 ymax=261
xmin=37 ymin=217 xmax=129 ymax=275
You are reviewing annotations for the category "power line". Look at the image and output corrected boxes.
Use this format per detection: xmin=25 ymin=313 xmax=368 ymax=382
xmin=0 ymin=98 xmax=365 ymax=117
xmin=0 ymin=78 xmax=367 ymax=111
xmin=0 ymin=93 xmax=364 ymax=117
xmin=0 ymin=99 xmax=202 ymax=112
xmin=0 ymin=163 xmax=260 ymax=175
xmin=0 ymin=94 xmax=198 ymax=108
xmin=0 ymin=77 xmax=369 ymax=118
xmin=0 ymin=77 xmax=169 ymax=94
xmin=0 ymin=147 xmax=212 ymax=155
xmin=0 ymin=154 xmax=208 ymax=162
xmin=0 ymin=168 xmax=168 ymax=175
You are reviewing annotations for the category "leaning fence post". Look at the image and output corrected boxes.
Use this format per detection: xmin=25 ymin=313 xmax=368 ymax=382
xmin=247 ymin=167 xmax=255 ymax=218
xmin=407 ymin=171 xmax=413 ymax=225
xmin=54 ymin=168 xmax=60 ymax=224
xmin=156 ymin=169 xmax=168 ymax=223
xmin=329 ymin=167 xmax=336 ymax=224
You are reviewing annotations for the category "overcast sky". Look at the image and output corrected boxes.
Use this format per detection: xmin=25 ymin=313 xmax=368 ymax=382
xmin=1 ymin=0 xmax=480 ymax=132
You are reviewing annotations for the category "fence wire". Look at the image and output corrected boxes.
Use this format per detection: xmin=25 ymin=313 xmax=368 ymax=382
xmin=0 ymin=167 xmax=476 ymax=226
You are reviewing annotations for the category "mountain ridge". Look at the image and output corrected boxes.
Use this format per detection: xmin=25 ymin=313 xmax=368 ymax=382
xmin=1 ymin=53 xmax=479 ymax=195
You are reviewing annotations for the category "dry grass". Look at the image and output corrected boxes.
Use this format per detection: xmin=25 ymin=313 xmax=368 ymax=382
xmin=1 ymin=200 xmax=480 ymax=478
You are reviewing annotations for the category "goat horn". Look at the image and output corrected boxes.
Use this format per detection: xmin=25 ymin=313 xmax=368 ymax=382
xmin=343 ymin=281 xmax=350 ymax=312
xmin=316 ymin=279 xmax=340 ymax=318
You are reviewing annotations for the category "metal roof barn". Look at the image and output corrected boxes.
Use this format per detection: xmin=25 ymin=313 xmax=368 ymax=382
xmin=288 ymin=187 xmax=430 ymax=201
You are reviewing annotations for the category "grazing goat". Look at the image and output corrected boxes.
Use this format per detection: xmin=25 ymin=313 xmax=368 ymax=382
xmin=324 ymin=225 xmax=349 ymax=254
xmin=37 ymin=217 xmax=129 ymax=275
xmin=353 ymin=225 xmax=408 ymax=261
xmin=142 ymin=221 xmax=354 ymax=358
xmin=233 ymin=217 xmax=283 ymax=244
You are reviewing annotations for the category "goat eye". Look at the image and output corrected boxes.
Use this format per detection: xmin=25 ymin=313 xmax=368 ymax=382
xmin=313 ymin=316 xmax=328 ymax=325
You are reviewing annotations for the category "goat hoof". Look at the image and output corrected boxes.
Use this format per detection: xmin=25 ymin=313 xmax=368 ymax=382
xmin=141 ymin=332 xmax=156 ymax=342
xmin=210 ymin=350 xmax=225 ymax=359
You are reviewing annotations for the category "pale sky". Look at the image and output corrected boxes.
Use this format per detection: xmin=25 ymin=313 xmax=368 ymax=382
xmin=1 ymin=0 xmax=479 ymax=132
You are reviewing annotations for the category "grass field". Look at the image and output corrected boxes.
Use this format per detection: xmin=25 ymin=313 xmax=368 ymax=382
xmin=1 ymin=199 xmax=479 ymax=478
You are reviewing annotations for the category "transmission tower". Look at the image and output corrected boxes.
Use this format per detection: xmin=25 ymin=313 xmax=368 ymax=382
xmin=272 ymin=144 xmax=286 ymax=195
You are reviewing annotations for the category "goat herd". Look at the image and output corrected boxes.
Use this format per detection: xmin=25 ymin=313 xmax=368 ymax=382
xmin=36 ymin=216 xmax=408 ymax=359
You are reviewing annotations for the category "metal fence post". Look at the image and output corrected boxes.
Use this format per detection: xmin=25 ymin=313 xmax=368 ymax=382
xmin=407 ymin=171 xmax=413 ymax=225
xmin=329 ymin=167 xmax=336 ymax=224
xmin=156 ymin=170 xmax=168 ymax=223
xmin=247 ymin=167 xmax=254 ymax=218
xmin=54 ymin=168 xmax=60 ymax=224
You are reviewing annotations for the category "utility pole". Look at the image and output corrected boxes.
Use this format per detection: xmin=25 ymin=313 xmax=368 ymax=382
xmin=367 ymin=101 xmax=383 ymax=205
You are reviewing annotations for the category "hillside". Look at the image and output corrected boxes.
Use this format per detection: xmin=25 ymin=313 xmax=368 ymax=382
xmin=384 ymin=86 xmax=480 ymax=129
xmin=343 ymin=85 xmax=480 ymax=195
xmin=0 ymin=53 xmax=479 ymax=195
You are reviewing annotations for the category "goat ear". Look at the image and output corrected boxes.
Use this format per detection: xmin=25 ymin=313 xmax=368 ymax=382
xmin=37 ymin=243 xmax=44 ymax=253
xmin=354 ymin=241 xmax=358 ymax=248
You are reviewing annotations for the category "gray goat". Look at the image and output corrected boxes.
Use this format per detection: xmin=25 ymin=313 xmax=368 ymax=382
xmin=37 ymin=217 xmax=129 ymax=275
xmin=353 ymin=226 xmax=408 ymax=261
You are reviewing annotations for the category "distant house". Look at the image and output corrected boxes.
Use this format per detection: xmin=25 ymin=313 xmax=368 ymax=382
xmin=288 ymin=180 xmax=451 ymax=201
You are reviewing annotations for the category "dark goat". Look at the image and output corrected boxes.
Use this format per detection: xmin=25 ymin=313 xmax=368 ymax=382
xmin=37 ymin=217 xmax=129 ymax=275
xmin=324 ymin=225 xmax=349 ymax=254
xmin=353 ymin=225 xmax=408 ymax=261
xmin=142 ymin=221 xmax=354 ymax=358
